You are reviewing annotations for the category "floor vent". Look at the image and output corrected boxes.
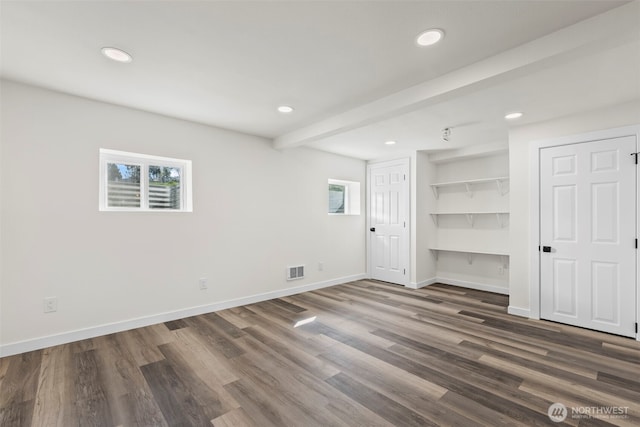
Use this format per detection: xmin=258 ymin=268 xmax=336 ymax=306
xmin=287 ymin=265 xmax=305 ymax=281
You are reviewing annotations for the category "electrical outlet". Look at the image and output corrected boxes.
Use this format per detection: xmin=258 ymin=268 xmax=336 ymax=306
xmin=318 ymin=262 xmax=324 ymax=271
xmin=44 ymin=297 xmax=58 ymax=313
xmin=199 ymin=278 xmax=208 ymax=290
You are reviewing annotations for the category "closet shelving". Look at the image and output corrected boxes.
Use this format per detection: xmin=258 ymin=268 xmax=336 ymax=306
xmin=430 ymin=176 xmax=509 ymax=199
xmin=429 ymin=246 xmax=509 ymax=266
xmin=429 ymin=175 xmax=510 ymax=261
xmin=429 ymin=211 xmax=509 ymax=227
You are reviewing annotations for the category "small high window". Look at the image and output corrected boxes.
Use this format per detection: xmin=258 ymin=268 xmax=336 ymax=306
xmin=328 ymin=179 xmax=360 ymax=215
xmin=99 ymin=149 xmax=192 ymax=212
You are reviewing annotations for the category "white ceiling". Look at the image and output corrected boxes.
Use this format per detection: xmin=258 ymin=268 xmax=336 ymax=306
xmin=307 ymin=39 xmax=640 ymax=160
xmin=1 ymin=1 xmax=638 ymax=160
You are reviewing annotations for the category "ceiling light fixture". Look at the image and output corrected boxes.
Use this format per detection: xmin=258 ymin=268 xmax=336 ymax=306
xmin=101 ymin=47 xmax=133 ymax=63
xmin=416 ymin=29 xmax=444 ymax=46
xmin=277 ymin=105 xmax=294 ymax=114
xmin=505 ymin=112 xmax=523 ymax=120
xmin=442 ymin=127 xmax=451 ymax=142
xmin=384 ymin=140 xmax=397 ymax=145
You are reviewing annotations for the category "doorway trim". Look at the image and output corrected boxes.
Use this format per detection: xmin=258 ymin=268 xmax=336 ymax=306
xmin=529 ymin=125 xmax=640 ymax=340
xmin=367 ymin=158 xmax=411 ymax=287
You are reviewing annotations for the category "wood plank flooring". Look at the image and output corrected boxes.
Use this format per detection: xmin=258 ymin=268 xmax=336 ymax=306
xmin=1 ymin=280 xmax=639 ymax=426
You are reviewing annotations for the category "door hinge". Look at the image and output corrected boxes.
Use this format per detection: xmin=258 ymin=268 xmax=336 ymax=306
xmin=632 ymin=152 xmax=639 ymax=164
xmin=404 ymin=174 xmax=406 ymax=181
xmin=404 ymin=221 xmax=406 ymax=228
xmin=635 ymin=239 xmax=637 ymax=249
xmin=636 ymin=323 xmax=638 ymax=333
xmin=403 ymin=268 xmax=406 ymax=275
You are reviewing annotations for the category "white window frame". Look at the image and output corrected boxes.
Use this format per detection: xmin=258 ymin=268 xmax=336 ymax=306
xmin=99 ymin=148 xmax=193 ymax=212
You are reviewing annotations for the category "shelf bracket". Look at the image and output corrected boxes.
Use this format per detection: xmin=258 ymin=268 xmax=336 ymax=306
xmin=430 ymin=213 xmax=439 ymax=226
xmin=431 ymin=186 xmax=439 ymax=200
xmin=496 ymin=179 xmax=508 ymax=196
xmin=464 ymin=183 xmax=473 ymax=198
xmin=465 ymin=213 xmax=474 ymax=227
xmin=496 ymin=213 xmax=504 ymax=228
xmin=467 ymin=253 xmax=473 ymax=265
xmin=431 ymin=249 xmax=439 ymax=261
xmin=500 ymin=255 xmax=508 ymax=269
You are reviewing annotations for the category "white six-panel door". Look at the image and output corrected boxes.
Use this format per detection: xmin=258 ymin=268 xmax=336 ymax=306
xmin=368 ymin=160 xmax=409 ymax=285
xmin=540 ymin=136 xmax=636 ymax=337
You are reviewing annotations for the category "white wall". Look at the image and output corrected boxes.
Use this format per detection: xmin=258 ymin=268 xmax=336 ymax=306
xmin=509 ymin=100 xmax=640 ymax=314
xmin=0 ymin=80 xmax=366 ymax=354
xmin=410 ymin=151 xmax=437 ymax=286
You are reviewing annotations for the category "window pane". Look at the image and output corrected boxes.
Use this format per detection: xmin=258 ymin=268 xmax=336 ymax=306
xmin=107 ymin=163 xmax=141 ymax=207
xmin=149 ymin=165 xmax=181 ymax=209
xmin=328 ymin=184 xmax=345 ymax=214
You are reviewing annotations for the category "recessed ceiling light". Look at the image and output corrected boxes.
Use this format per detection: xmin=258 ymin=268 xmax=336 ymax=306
xmin=101 ymin=47 xmax=132 ymax=63
xmin=277 ymin=105 xmax=294 ymax=114
xmin=384 ymin=140 xmax=397 ymax=145
xmin=416 ymin=29 xmax=444 ymax=46
xmin=505 ymin=112 xmax=524 ymax=120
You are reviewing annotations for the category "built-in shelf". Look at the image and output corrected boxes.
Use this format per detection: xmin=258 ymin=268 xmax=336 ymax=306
xmin=429 ymin=247 xmax=509 ymax=266
xmin=430 ymin=176 xmax=509 ymax=199
xmin=429 ymin=211 xmax=509 ymax=227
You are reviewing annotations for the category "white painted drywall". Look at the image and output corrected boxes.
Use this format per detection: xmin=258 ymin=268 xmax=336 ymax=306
xmin=0 ymin=80 xmax=366 ymax=349
xmin=508 ymin=100 xmax=640 ymax=313
xmin=410 ymin=151 xmax=437 ymax=286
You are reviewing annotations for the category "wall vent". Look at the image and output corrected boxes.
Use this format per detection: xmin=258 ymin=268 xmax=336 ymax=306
xmin=287 ymin=265 xmax=305 ymax=281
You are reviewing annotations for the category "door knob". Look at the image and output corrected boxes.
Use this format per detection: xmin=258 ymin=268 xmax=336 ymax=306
xmin=370 ymin=227 xmax=376 ymax=232
xmin=542 ymin=246 xmax=552 ymax=252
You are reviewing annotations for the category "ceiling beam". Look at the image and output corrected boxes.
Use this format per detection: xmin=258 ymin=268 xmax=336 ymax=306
xmin=273 ymin=1 xmax=639 ymax=150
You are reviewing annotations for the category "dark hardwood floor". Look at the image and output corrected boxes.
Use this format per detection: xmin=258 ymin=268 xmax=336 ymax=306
xmin=1 ymin=280 xmax=639 ymax=426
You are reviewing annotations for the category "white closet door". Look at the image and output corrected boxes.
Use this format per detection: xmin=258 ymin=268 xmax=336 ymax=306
xmin=368 ymin=160 xmax=409 ymax=285
xmin=540 ymin=136 xmax=636 ymax=337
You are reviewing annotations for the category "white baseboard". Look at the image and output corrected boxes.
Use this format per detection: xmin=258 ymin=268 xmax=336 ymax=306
xmin=406 ymin=277 xmax=438 ymax=289
xmin=507 ymin=305 xmax=531 ymax=318
xmin=435 ymin=277 xmax=509 ymax=295
xmin=0 ymin=273 xmax=366 ymax=357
